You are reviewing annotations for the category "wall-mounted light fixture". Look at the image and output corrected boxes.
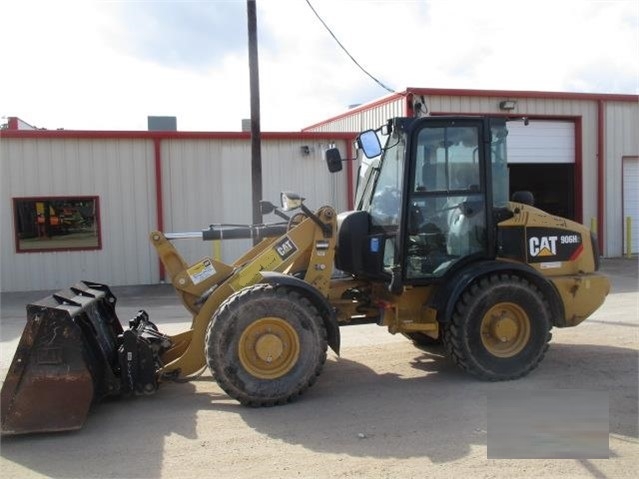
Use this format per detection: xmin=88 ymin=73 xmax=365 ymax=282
xmin=300 ymin=145 xmax=311 ymax=156
xmin=499 ymin=100 xmax=517 ymax=111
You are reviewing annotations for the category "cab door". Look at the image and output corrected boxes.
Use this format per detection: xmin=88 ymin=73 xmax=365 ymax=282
xmin=402 ymin=118 xmax=491 ymax=280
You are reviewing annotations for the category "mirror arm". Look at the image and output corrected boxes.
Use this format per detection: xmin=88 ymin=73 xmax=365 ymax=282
xmin=260 ymin=199 xmax=291 ymax=220
xmin=300 ymin=203 xmax=332 ymax=238
xmin=273 ymin=209 xmax=291 ymax=221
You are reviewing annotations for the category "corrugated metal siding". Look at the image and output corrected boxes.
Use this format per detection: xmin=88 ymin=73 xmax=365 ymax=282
xmin=262 ymin=139 xmax=349 ymax=212
xmin=605 ymin=101 xmax=639 ymax=256
xmin=1 ymin=134 xmax=351 ymax=292
xmin=161 ymin=138 xmax=253 ymax=267
xmin=161 ymin=137 xmax=350 ymax=269
xmin=0 ymin=138 xmax=158 ymax=292
xmin=306 ymin=96 xmax=405 ymax=132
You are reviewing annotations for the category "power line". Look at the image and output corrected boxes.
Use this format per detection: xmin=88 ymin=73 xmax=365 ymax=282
xmin=304 ymin=0 xmax=396 ymax=94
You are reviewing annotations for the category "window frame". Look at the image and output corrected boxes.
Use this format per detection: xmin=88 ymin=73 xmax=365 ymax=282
xmin=401 ymin=117 xmax=493 ymax=283
xmin=13 ymin=195 xmax=102 ymax=253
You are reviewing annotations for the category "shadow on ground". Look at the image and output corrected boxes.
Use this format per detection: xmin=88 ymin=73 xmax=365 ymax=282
xmin=1 ymin=341 xmax=636 ymax=478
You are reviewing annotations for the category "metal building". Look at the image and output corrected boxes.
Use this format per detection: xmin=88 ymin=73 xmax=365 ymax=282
xmin=1 ymin=87 xmax=637 ymax=292
xmin=304 ymin=88 xmax=639 ymax=258
xmin=0 ymin=129 xmax=354 ymax=292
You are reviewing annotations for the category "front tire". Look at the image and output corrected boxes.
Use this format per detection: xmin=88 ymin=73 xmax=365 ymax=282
xmin=442 ymin=274 xmax=551 ymax=380
xmin=205 ymin=284 xmax=327 ymax=406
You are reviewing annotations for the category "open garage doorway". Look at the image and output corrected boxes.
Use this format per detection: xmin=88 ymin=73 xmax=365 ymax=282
xmin=509 ymin=164 xmax=575 ymax=220
xmin=506 ymin=120 xmax=576 ymax=220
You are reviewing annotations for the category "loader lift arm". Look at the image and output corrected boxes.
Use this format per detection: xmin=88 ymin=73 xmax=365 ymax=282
xmin=152 ymin=204 xmax=340 ymax=380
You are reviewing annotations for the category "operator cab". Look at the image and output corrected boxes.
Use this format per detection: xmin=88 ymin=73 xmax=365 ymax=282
xmin=329 ymin=116 xmax=509 ymax=286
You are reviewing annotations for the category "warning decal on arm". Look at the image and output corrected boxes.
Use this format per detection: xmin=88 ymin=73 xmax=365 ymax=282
xmin=187 ymin=258 xmax=216 ymax=285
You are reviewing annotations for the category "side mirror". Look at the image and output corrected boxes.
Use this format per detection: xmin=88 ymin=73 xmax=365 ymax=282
xmin=357 ymin=130 xmax=382 ymax=158
xmin=280 ymin=191 xmax=304 ymax=212
xmin=325 ymin=148 xmax=343 ymax=173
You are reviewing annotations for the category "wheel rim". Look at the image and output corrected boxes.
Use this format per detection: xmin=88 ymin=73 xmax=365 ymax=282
xmin=480 ymin=302 xmax=531 ymax=358
xmin=238 ymin=317 xmax=300 ymax=379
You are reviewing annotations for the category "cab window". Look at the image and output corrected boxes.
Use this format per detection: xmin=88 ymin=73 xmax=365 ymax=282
xmin=406 ymin=124 xmax=487 ymax=279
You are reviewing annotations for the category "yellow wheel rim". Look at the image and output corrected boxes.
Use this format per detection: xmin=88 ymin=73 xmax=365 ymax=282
xmin=238 ymin=317 xmax=300 ymax=379
xmin=480 ymin=302 xmax=531 ymax=358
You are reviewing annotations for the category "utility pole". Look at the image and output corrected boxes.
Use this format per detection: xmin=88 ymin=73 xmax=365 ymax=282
xmin=247 ymin=0 xmax=263 ymax=229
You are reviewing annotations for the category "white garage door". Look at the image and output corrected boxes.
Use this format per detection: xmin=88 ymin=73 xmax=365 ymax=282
xmin=506 ymin=120 xmax=575 ymax=164
xmin=623 ymin=157 xmax=639 ymax=254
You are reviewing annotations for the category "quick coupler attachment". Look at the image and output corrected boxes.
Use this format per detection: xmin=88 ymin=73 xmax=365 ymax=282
xmin=118 ymin=310 xmax=172 ymax=396
xmin=1 ymin=282 xmax=171 ymax=435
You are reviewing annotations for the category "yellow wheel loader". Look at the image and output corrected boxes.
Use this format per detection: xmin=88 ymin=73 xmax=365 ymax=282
xmin=1 ymin=116 xmax=610 ymax=435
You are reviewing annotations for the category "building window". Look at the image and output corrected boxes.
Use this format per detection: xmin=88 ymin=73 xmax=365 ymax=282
xmin=13 ymin=196 xmax=101 ymax=253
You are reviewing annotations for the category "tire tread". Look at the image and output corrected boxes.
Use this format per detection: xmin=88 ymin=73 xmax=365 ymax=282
xmin=442 ymin=273 xmax=552 ymax=381
xmin=205 ymin=284 xmax=327 ymax=407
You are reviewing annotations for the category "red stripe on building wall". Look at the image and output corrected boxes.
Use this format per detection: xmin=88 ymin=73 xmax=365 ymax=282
xmin=574 ymin=117 xmax=583 ymax=224
xmin=597 ymin=101 xmax=605 ymax=252
xmin=406 ymin=87 xmax=638 ymax=103
xmin=0 ymin=129 xmax=357 ymax=141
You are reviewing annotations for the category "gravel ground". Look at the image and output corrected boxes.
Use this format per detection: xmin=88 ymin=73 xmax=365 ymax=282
xmin=0 ymin=258 xmax=637 ymax=478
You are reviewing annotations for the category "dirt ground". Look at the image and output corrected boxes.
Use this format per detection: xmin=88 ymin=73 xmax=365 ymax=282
xmin=0 ymin=258 xmax=637 ymax=479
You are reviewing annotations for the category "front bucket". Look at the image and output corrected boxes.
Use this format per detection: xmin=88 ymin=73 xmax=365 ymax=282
xmin=1 ymin=281 xmax=124 ymax=435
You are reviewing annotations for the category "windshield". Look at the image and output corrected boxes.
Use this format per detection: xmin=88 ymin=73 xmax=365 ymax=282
xmin=367 ymin=132 xmax=405 ymax=227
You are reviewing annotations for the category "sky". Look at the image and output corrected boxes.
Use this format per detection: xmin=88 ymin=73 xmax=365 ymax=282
xmin=1 ymin=0 xmax=637 ymax=132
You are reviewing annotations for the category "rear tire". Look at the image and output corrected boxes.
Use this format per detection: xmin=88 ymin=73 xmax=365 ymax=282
xmin=205 ymin=284 xmax=327 ymax=406
xmin=442 ymin=274 xmax=551 ymax=380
